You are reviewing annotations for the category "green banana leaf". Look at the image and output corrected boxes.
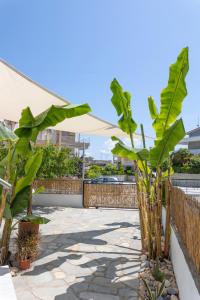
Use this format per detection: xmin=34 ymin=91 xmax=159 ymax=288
xmin=3 ymin=202 xmax=12 ymax=219
xmin=148 ymin=96 xmax=158 ymax=120
xmin=15 ymin=103 xmax=91 ymax=142
xmin=0 ymin=123 xmax=17 ymax=142
xmin=20 ymin=214 xmax=50 ymax=224
xmin=110 ymin=79 xmax=137 ymax=135
xmin=15 ymin=151 xmax=43 ymax=195
xmin=150 ymin=119 xmax=185 ymax=168
xmin=153 ymin=47 xmax=189 ymax=140
xmin=33 ymin=186 xmax=45 ymax=195
xmin=15 ymin=137 xmax=32 ymax=155
xmin=111 ymin=136 xmax=149 ymax=161
xmin=11 ymin=186 xmax=31 ymax=217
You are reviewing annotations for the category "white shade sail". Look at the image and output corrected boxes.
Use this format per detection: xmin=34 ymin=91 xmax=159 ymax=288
xmin=0 ymin=59 xmax=141 ymax=139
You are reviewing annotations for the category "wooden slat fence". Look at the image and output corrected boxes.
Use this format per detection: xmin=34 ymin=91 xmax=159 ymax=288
xmin=34 ymin=178 xmax=82 ymax=194
xmin=171 ymin=187 xmax=200 ymax=275
xmin=83 ymin=183 xmax=137 ymax=208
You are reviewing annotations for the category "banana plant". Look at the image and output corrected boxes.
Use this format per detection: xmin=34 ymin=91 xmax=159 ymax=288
xmin=0 ymin=102 xmax=91 ymax=264
xmin=111 ymin=47 xmax=189 ymax=258
xmin=0 ymin=123 xmax=17 ymax=224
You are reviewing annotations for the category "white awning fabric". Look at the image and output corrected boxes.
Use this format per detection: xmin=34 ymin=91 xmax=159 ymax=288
xmin=0 ymin=59 xmax=141 ymax=139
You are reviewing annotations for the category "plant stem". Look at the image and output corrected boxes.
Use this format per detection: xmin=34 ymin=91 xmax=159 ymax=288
xmin=0 ymin=218 xmax=12 ymax=264
xmin=164 ymin=165 xmax=172 ymax=257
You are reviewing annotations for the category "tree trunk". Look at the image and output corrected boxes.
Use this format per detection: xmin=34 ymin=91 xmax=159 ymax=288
xmin=27 ymin=185 xmax=32 ymax=215
xmin=155 ymin=170 xmax=162 ymax=257
xmin=0 ymin=190 xmax=7 ymax=226
xmin=137 ymin=191 xmax=146 ymax=251
xmin=164 ymin=180 xmax=171 ymax=258
xmin=0 ymin=218 xmax=12 ymax=265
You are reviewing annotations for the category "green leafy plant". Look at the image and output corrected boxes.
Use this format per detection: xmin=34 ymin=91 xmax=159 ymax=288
xmin=86 ymin=163 xmax=125 ymax=179
xmin=171 ymin=148 xmax=200 ymax=174
xmin=86 ymin=165 xmax=102 ymax=179
xmin=35 ymin=145 xmax=82 ymax=179
xmin=111 ymin=47 xmax=189 ymax=258
xmin=142 ymin=279 xmax=165 ymax=300
xmin=151 ymin=260 xmax=165 ymax=283
xmin=0 ymin=102 xmax=91 ymax=264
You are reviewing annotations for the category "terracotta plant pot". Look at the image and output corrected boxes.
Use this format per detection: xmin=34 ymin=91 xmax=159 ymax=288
xmin=18 ymin=259 xmax=31 ymax=270
xmin=18 ymin=221 xmax=39 ymax=236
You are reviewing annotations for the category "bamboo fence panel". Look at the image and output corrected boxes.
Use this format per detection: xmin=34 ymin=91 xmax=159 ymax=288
xmin=34 ymin=178 xmax=82 ymax=194
xmin=171 ymin=187 xmax=200 ymax=275
xmin=83 ymin=183 xmax=137 ymax=209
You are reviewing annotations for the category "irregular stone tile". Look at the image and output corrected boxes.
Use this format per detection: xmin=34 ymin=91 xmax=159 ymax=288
xmin=16 ymin=290 xmax=38 ymax=300
xmin=69 ymin=255 xmax=91 ymax=266
xmin=53 ymin=271 xmax=66 ymax=279
xmin=118 ymin=287 xmax=138 ymax=298
xmin=31 ymin=286 xmax=68 ymax=300
xmin=79 ymin=291 xmax=120 ymax=300
xmin=24 ymin=271 xmax=54 ymax=286
xmin=71 ymin=282 xmax=89 ymax=294
xmin=13 ymin=207 xmax=141 ymax=300
xmin=88 ymin=283 xmax=118 ymax=295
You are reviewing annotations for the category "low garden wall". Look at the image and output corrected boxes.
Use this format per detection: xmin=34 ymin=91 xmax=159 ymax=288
xmin=33 ymin=179 xmax=83 ymax=208
xmin=33 ymin=178 xmax=83 ymax=194
xmin=32 ymin=178 xmax=137 ymax=209
xmin=83 ymin=182 xmax=137 ymax=208
xmin=162 ymin=187 xmax=200 ymax=300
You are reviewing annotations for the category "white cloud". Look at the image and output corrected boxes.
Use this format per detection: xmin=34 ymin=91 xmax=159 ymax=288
xmin=100 ymin=138 xmax=116 ymax=154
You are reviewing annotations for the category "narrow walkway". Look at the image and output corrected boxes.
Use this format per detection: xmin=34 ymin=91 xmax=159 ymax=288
xmin=13 ymin=207 xmax=141 ymax=300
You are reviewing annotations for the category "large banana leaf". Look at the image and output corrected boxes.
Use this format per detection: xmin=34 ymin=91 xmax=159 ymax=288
xmin=153 ymin=48 xmax=189 ymax=140
xmin=15 ymin=103 xmax=91 ymax=142
xmin=150 ymin=118 xmax=185 ymax=168
xmin=11 ymin=186 xmax=31 ymax=217
xmin=148 ymin=96 xmax=158 ymax=120
xmin=0 ymin=123 xmax=17 ymax=142
xmin=20 ymin=214 xmax=50 ymax=224
xmin=3 ymin=202 xmax=12 ymax=219
xmin=111 ymin=136 xmax=149 ymax=161
xmin=15 ymin=151 xmax=43 ymax=195
xmin=110 ymin=79 xmax=137 ymax=136
xmin=15 ymin=137 xmax=32 ymax=155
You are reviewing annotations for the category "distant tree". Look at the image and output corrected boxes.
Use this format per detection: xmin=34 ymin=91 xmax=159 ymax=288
xmin=102 ymin=163 xmax=118 ymax=175
xmin=35 ymin=145 xmax=82 ymax=178
xmin=171 ymin=148 xmax=192 ymax=168
xmin=117 ymin=163 xmax=125 ymax=175
xmin=86 ymin=165 xmax=102 ymax=178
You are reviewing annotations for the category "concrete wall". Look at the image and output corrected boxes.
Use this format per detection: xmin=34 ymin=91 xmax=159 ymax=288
xmin=162 ymin=208 xmax=200 ymax=300
xmin=0 ymin=266 xmax=17 ymax=300
xmin=33 ymin=194 xmax=83 ymax=208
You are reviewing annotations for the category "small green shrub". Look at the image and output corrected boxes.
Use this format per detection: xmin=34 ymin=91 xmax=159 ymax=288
xmin=151 ymin=260 xmax=165 ymax=282
xmin=171 ymin=148 xmax=200 ymax=174
xmin=86 ymin=165 xmax=102 ymax=178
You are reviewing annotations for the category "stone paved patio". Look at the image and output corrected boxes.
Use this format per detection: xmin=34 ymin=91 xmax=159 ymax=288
xmin=13 ymin=207 xmax=141 ymax=300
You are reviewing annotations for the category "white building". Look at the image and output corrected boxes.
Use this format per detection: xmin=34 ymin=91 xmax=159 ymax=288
xmin=180 ymin=127 xmax=200 ymax=154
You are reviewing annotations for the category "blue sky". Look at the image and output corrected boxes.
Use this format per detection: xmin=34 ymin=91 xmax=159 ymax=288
xmin=0 ymin=0 xmax=199 ymax=158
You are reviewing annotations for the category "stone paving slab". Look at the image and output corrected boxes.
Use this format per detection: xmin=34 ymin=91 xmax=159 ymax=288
xmin=13 ymin=207 xmax=141 ymax=300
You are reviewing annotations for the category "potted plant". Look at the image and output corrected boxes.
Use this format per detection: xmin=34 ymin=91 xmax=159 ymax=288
xmin=18 ymin=213 xmax=49 ymax=236
xmin=16 ymin=232 xmax=39 ymax=270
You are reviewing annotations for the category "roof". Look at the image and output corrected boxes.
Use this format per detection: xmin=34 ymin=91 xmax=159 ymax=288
xmin=187 ymin=127 xmax=200 ymax=135
xmin=0 ymin=59 xmax=141 ymax=139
